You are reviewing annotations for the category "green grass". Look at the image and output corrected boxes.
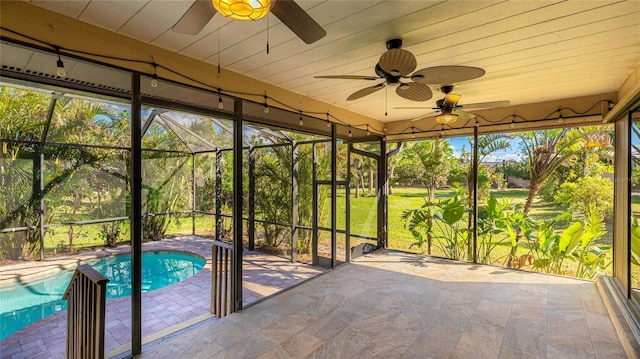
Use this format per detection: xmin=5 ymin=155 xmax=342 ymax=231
xmin=386 ymin=186 xmax=616 ymax=278
xmin=14 ymin=186 xmax=628 ymax=282
xmin=42 ymin=214 xmax=216 ymax=254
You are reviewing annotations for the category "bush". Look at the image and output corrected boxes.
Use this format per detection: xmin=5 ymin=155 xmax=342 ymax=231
xmin=100 ymin=220 xmax=122 ymax=247
xmin=554 ymin=176 xmax=613 ymax=219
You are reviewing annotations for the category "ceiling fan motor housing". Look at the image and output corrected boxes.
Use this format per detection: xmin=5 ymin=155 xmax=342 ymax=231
xmin=440 ymin=85 xmax=454 ymax=94
xmin=386 ymin=38 xmax=403 ymax=50
xmin=375 ymin=64 xmax=401 ymax=85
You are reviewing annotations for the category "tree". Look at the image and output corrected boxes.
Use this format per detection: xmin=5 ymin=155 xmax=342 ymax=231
xmin=520 ymin=128 xmax=584 ymax=215
xmin=405 ymin=139 xmax=454 ymax=202
xmin=0 ymin=88 xmax=129 ymax=259
xmin=458 ymin=134 xmax=512 ymax=203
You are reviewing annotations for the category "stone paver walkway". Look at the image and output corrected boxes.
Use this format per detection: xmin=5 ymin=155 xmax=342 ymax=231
xmin=139 ymin=250 xmax=627 ymax=359
xmin=0 ymin=236 xmax=325 ymax=359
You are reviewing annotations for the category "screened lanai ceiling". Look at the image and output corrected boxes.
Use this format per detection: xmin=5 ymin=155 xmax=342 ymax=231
xmin=11 ymin=1 xmax=640 ymax=123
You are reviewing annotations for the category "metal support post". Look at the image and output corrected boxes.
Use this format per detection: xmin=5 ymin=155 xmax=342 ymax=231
xmin=311 ymin=144 xmax=318 ymax=265
xmin=215 ymin=150 xmax=222 ymax=241
xmin=232 ymin=99 xmax=243 ymax=312
xmin=39 ymin=149 xmax=45 ymax=261
xmin=379 ymin=137 xmax=388 ymax=248
xmin=130 ymin=73 xmax=143 ymax=355
xmin=192 ymin=153 xmax=196 ymax=235
xmin=331 ymin=124 xmax=337 ymax=268
xmin=345 ymin=144 xmax=351 ymax=262
xmin=248 ymin=148 xmax=255 ymax=250
xmin=472 ymin=127 xmax=479 ymax=263
xmin=291 ymin=143 xmax=299 ymax=263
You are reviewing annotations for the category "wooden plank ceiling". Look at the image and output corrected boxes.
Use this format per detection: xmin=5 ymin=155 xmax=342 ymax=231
xmin=19 ymin=0 xmax=640 ymax=122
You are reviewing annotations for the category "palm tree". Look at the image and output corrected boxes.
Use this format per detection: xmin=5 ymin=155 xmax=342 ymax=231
xmin=520 ymin=128 xmax=584 ymax=215
xmin=408 ymin=139 xmax=454 ymax=202
xmin=1 ymin=90 xmax=125 ymax=258
xmin=465 ymin=134 xmax=512 ymax=203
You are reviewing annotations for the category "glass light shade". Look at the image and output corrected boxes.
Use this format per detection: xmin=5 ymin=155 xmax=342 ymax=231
xmin=56 ymin=59 xmax=66 ymax=77
xmin=212 ymin=0 xmax=274 ymax=21
xmin=435 ymin=111 xmax=458 ymax=124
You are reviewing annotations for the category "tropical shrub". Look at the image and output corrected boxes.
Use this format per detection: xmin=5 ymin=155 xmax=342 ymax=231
xmin=530 ymin=210 xmax=610 ymax=278
xmin=477 ymin=195 xmax=530 ymax=264
xmin=403 ymin=195 xmax=469 ymax=260
xmin=554 ymin=175 xmax=613 ymax=219
xmin=100 ymin=220 xmax=122 ymax=247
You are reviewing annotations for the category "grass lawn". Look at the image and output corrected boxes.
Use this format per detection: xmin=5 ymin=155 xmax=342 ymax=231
xmin=9 ymin=185 xmax=631 ymax=282
xmin=387 ymin=187 xmax=615 ymax=277
xmin=42 ymin=214 xmax=216 ymax=255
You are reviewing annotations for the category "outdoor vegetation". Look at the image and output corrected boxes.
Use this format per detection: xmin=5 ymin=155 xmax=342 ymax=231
xmin=393 ymin=127 xmax=620 ymax=279
xmin=2 ymin=82 xmax=637 ymax=284
xmin=0 ymin=84 xmax=380 ymax=264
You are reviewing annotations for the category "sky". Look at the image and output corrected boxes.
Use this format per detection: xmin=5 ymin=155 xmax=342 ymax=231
xmin=447 ymin=136 xmax=525 ymax=163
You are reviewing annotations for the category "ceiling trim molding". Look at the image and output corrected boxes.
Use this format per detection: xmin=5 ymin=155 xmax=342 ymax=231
xmin=604 ymin=63 xmax=640 ymax=123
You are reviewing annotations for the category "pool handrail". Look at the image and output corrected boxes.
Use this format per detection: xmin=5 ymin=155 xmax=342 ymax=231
xmin=63 ymin=264 xmax=110 ymax=359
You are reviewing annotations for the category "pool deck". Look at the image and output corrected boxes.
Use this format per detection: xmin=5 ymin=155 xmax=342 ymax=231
xmin=0 ymin=236 xmax=325 ymax=359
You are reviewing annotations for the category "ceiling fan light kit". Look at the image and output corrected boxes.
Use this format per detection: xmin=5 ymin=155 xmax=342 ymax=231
xmin=436 ymin=111 xmax=458 ymax=124
xmin=173 ymin=0 xmax=325 ymax=43
xmin=211 ymin=0 xmax=273 ymax=21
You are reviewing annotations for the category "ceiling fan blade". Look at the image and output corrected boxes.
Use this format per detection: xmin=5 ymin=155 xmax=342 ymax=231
xmin=315 ymin=75 xmax=380 ymax=81
xmin=394 ymin=106 xmax=433 ymax=110
xmin=378 ymin=48 xmax=417 ymax=76
xmin=347 ymin=83 xmax=385 ymax=101
xmin=411 ymin=66 xmax=485 ymax=84
xmin=172 ymin=0 xmax=217 ymax=35
xmin=452 ymin=108 xmax=476 ymax=121
xmin=443 ymin=93 xmax=462 ymax=107
xmin=271 ymin=1 xmax=326 ymax=44
xmin=460 ymin=100 xmax=511 ymax=110
xmin=411 ymin=111 xmax=439 ymax=122
xmin=396 ymin=82 xmax=432 ymax=102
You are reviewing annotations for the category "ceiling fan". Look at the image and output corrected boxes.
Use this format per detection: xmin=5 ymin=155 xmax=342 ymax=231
xmin=397 ymin=85 xmax=510 ymax=124
xmin=314 ymin=39 xmax=486 ymax=102
xmin=172 ymin=0 xmax=326 ymax=44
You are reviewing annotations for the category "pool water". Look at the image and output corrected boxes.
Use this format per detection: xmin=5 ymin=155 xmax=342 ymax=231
xmin=0 ymin=251 xmax=205 ymax=341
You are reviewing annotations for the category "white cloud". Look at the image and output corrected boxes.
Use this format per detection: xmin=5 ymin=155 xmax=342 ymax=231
xmin=498 ymin=153 xmax=524 ymax=162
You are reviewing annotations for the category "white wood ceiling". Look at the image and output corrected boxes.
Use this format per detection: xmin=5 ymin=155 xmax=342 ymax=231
xmin=24 ymin=0 xmax=640 ymax=122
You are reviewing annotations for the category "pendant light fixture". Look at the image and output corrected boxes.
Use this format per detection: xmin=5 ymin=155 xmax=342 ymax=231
xmin=217 ymin=90 xmax=224 ymax=109
xmin=150 ymin=64 xmax=158 ymax=88
xmin=55 ymin=48 xmax=66 ymax=78
xmin=212 ymin=0 xmax=274 ymax=21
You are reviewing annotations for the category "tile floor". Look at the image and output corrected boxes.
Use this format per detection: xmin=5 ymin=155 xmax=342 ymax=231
xmin=140 ymin=250 xmax=627 ymax=359
xmin=0 ymin=236 xmax=325 ymax=359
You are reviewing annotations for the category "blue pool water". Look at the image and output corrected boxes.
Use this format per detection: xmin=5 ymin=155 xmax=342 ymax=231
xmin=0 ymin=251 xmax=205 ymax=341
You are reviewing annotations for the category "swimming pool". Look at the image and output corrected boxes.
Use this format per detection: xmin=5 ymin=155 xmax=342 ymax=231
xmin=0 ymin=251 xmax=205 ymax=341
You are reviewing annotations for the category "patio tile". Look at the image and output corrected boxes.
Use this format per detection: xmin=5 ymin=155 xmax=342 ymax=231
xmin=404 ymin=324 xmax=463 ymax=359
xmin=5 ymin=248 xmax=628 ymax=358
xmin=1 ymin=236 xmax=324 ymax=357
xmin=502 ymin=317 xmax=547 ymax=357
xmin=279 ymin=331 xmax=324 ymax=358
xmin=306 ymin=327 xmax=370 ymax=359
xmin=454 ymin=319 xmax=505 ymax=358
xmin=259 ymin=311 xmax=318 ymax=344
